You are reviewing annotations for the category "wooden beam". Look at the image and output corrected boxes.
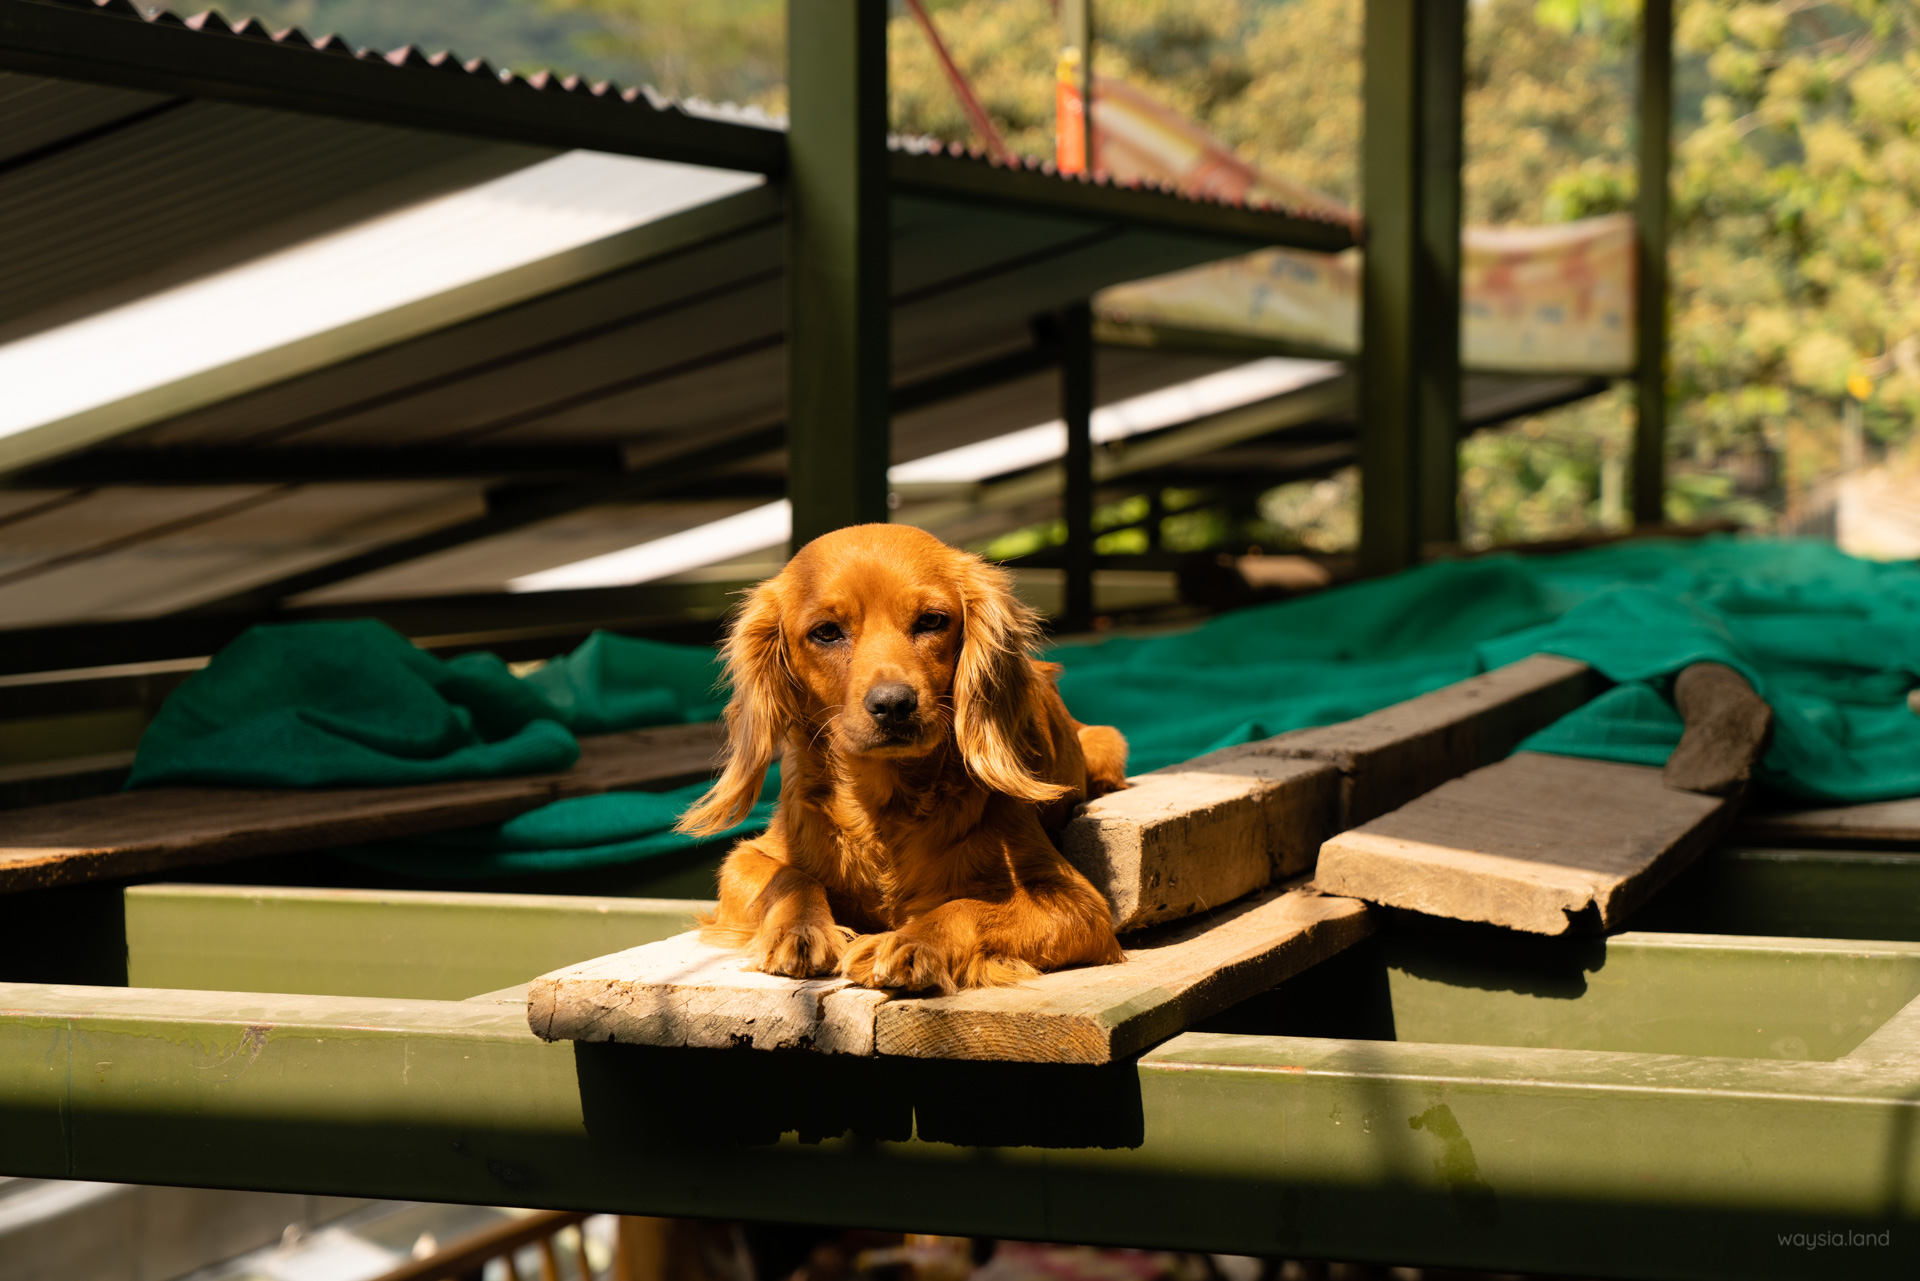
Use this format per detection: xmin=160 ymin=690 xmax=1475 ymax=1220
xmin=875 ymin=887 xmax=1371 ymax=1063
xmin=1063 ymin=757 xmax=1338 ymax=932
xmin=1254 ymin=652 xmax=1599 ymax=827
xmin=785 ymin=0 xmax=891 ymax=549
xmin=528 ymin=886 xmax=1374 ymax=1064
xmin=1738 ymin=799 xmax=1920 ymax=848
xmin=1315 ymin=752 xmax=1732 ymax=934
xmin=0 ymin=722 xmax=723 ymax=893
xmin=1634 ymin=0 xmax=1673 ymax=525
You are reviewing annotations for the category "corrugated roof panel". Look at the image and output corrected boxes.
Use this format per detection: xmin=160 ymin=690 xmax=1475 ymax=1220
xmin=0 ymin=481 xmax=485 ymax=624
xmin=0 ymin=68 xmax=171 ymax=164
xmin=0 ymin=90 xmax=551 ymax=339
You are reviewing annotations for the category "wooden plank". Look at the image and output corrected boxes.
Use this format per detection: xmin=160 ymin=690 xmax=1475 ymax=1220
xmin=1662 ymin=662 xmax=1773 ymax=796
xmin=1738 ymin=798 xmax=1920 ymax=848
xmin=1063 ymin=756 xmax=1338 ymax=932
xmin=0 ymin=721 xmax=723 ymax=893
xmin=875 ymin=887 xmax=1373 ymax=1063
xmin=527 ymin=887 xmax=1373 ymax=1063
xmin=1254 ymin=653 xmax=1598 ymax=827
xmin=527 ymin=930 xmax=890 ymax=1055
xmin=1058 ymin=655 xmax=1592 ymax=935
xmin=1314 ymin=752 xmax=1731 ymax=935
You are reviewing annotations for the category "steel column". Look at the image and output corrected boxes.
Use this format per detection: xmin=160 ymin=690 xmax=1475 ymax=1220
xmin=1360 ymin=0 xmax=1464 ymax=571
xmin=1060 ymin=302 xmax=1096 ymax=630
xmin=1417 ymin=0 xmax=1466 ymax=547
xmin=1634 ymin=0 xmax=1673 ymax=525
xmin=786 ymin=0 xmax=892 ymax=551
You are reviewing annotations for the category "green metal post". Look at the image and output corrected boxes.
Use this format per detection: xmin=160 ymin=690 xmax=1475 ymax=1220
xmin=1417 ymin=0 xmax=1465 ymax=548
xmin=1360 ymin=0 xmax=1413 ymax=574
xmin=786 ymin=0 xmax=892 ymax=551
xmin=1060 ymin=302 xmax=1096 ymax=631
xmin=1362 ymin=0 xmax=1463 ymax=573
xmin=1634 ymin=0 xmax=1673 ymax=526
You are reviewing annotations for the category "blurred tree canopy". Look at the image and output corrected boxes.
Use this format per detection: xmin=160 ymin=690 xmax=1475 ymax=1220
xmin=200 ymin=0 xmax=1920 ymax=548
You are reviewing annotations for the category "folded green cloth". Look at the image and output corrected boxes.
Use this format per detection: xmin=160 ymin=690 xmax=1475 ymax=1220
xmin=126 ymin=620 xmax=579 ymax=789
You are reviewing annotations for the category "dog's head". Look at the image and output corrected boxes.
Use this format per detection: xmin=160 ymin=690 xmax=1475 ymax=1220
xmin=678 ymin=524 xmax=1068 ymax=834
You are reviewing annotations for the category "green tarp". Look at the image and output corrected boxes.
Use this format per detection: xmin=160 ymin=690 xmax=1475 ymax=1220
xmin=127 ymin=537 xmax=1920 ymax=878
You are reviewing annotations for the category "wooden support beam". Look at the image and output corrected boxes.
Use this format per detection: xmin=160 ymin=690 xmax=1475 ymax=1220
xmin=1060 ymin=300 xmax=1096 ymax=630
xmin=1252 ymin=652 xmax=1599 ymax=828
xmin=0 ymin=722 xmax=723 ymax=893
xmin=1063 ymin=757 xmax=1338 ymax=932
xmin=1359 ymin=0 xmax=1466 ymax=571
xmin=785 ymin=0 xmax=891 ymax=550
xmin=1738 ymin=800 xmax=1920 ymax=848
xmin=528 ymin=886 xmax=1373 ymax=1064
xmin=1634 ymin=0 xmax=1674 ymax=525
xmin=1316 ymin=752 xmax=1732 ymax=935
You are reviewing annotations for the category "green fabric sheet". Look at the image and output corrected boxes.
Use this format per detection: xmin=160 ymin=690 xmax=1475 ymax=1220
xmin=128 ymin=538 xmax=1920 ymax=878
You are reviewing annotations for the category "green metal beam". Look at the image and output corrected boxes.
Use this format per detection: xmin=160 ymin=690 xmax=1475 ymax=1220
xmin=1060 ymin=302 xmax=1096 ymax=630
xmin=0 ymin=0 xmax=785 ymax=175
xmin=1634 ymin=0 xmax=1674 ymax=525
xmin=1635 ymin=846 xmax=1920 ymax=942
xmin=1416 ymin=0 xmax=1466 ymax=547
xmin=786 ymin=0 xmax=892 ymax=550
xmin=0 ymin=982 xmax=1915 ymax=1277
xmin=1360 ymin=0 xmax=1466 ymax=574
xmin=124 ymin=886 xmax=706 ymax=1001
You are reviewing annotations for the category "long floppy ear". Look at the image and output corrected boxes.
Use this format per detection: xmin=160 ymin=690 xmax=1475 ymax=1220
xmin=677 ymin=578 xmax=796 ymax=836
xmin=952 ymin=556 xmax=1072 ymax=805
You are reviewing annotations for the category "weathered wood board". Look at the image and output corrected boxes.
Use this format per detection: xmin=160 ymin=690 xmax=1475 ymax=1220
xmin=0 ymin=722 xmax=724 ymax=893
xmin=527 ymin=931 xmax=891 ymax=1054
xmin=1314 ymin=751 xmax=1732 ymax=935
xmin=1063 ymin=756 xmax=1338 ymax=932
xmin=1738 ymin=798 xmax=1920 ymax=848
xmin=875 ymin=886 xmax=1373 ymax=1062
xmin=527 ymin=886 xmax=1373 ymax=1063
xmin=1248 ymin=653 xmax=1598 ymax=828
xmin=1058 ymin=654 xmax=1596 ymax=932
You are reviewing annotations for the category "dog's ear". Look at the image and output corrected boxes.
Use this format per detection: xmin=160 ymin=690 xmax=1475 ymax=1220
xmin=677 ymin=577 xmax=795 ymax=836
xmin=953 ymin=556 xmax=1072 ymax=805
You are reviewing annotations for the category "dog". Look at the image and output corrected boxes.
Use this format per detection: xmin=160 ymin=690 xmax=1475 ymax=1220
xmin=676 ymin=523 xmax=1129 ymax=993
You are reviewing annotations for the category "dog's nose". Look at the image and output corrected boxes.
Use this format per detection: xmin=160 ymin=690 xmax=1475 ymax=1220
xmin=863 ymin=682 xmax=918 ymax=726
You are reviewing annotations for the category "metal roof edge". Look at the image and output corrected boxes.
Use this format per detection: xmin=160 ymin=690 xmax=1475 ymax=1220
xmin=0 ymin=0 xmax=787 ymax=173
xmin=889 ymin=146 xmax=1358 ymax=254
xmin=1 ymin=1 xmax=1360 ymax=252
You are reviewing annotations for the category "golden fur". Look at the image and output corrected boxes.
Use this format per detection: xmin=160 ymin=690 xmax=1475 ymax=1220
xmin=676 ymin=523 xmax=1128 ymax=993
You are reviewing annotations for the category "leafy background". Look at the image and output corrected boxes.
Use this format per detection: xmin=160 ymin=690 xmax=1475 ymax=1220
xmin=157 ymin=0 xmax=1920 ymax=555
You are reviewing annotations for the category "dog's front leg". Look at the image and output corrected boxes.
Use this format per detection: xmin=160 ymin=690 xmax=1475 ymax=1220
xmin=708 ymin=841 xmax=853 ymax=978
xmin=842 ymin=875 xmax=1121 ymax=994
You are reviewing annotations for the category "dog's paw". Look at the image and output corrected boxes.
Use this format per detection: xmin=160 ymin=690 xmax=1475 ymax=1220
xmin=840 ymin=931 xmax=957 ymax=994
xmin=750 ymin=921 xmax=855 ymax=979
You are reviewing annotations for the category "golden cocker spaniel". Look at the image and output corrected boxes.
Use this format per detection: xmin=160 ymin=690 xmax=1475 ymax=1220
xmin=677 ymin=523 xmax=1128 ymax=993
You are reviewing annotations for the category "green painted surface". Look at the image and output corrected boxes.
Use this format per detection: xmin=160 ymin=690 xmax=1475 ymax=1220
xmin=0 ymin=984 xmax=1914 ymax=1278
xmin=1639 ymin=846 xmax=1920 ymax=943
xmin=124 ymin=886 xmax=706 ymax=1000
xmin=1378 ymin=932 xmax=1920 ymax=1061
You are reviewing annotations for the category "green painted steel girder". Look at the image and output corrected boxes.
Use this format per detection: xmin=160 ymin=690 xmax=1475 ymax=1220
xmin=0 ymin=981 xmax=1915 ymax=1279
xmin=124 ymin=886 xmax=706 ymax=1000
xmin=1359 ymin=0 xmax=1466 ymax=572
xmin=0 ymin=0 xmax=786 ymax=175
xmin=1635 ymin=0 xmax=1675 ymax=525
xmin=786 ymin=0 xmax=892 ymax=548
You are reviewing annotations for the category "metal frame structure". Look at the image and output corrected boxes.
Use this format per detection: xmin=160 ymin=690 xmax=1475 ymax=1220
xmin=0 ymin=8 xmax=1842 ymax=1279
xmin=0 ymin=850 xmax=1915 ymax=1279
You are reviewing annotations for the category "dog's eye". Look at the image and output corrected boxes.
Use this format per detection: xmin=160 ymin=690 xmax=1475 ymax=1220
xmin=912 ymin=611 xmax=950 ymax=635
xmin=807 ymin=622 xmax=845 ymax=645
